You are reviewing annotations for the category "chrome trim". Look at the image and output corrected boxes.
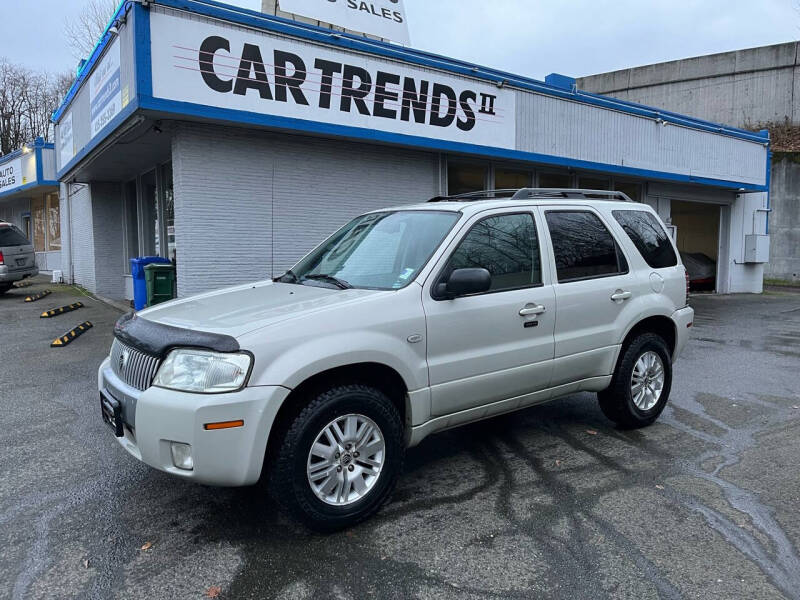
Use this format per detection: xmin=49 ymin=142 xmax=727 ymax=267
xmin=109 ymin=338 xmax=161 ymax=392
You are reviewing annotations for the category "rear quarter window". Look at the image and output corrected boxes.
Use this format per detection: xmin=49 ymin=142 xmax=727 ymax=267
xmin=0 ymin=226 xmax=31 ymax=247
xmin=612 ymin=210 xmax=678 ymax=269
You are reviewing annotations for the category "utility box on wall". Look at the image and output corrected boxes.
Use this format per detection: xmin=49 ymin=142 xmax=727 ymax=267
xmin=744 ymin=234 xmax=770 ymax=263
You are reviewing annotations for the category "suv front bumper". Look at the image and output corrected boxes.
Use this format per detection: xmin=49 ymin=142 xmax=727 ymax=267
xmin=98 ymin=358 xmax=290 ymax=486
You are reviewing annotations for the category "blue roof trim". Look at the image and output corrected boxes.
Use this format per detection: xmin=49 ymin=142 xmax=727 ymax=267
xmin=0 ymin=180 xmax=59 ymax=201
xmin=135 ymin=3 xmax=153 ymax=98
xmin=139 ymin=95 xmax=768 ymax=192
xmin=56 ymin=100 xmax=140 ymax=179
xmin=52 ymin=0 xmax=131 ymax=123
xmin=147 ymin=0 xmax=768 ymax=145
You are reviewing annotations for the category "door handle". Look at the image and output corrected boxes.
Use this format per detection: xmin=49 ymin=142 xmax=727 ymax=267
xmin=519 ymin=304 xmax=546 ymax=316
xmin=611 ymin=290 xmax=632 ymax=302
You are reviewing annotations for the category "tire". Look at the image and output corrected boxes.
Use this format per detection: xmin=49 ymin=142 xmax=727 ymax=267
xmin=598 ymin=333 xmax=673 ymax=429
xmin=268 ymin=383 xmax=405 ymax=531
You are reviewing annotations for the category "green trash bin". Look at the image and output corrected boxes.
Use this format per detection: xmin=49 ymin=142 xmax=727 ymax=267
xmin=144 ymin=262 xmax=176 ymax=307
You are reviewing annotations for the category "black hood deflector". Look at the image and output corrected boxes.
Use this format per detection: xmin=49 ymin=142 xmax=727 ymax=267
xmin=114 ymin=312 xmax=240 ymax=357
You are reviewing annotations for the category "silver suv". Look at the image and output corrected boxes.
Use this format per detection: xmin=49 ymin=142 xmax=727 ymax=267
xmin=98 ymin=189 xmax=694 ymax=530
xmin=0 ymin=221 xmax=38 ymax=295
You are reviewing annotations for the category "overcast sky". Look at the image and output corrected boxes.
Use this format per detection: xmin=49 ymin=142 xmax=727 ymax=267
xmin=1 ymin=0 xmax=798 ymax=80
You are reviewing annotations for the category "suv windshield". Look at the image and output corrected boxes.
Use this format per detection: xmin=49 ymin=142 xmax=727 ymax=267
xmin=284 ymin=211 xmax=460 ymax=290
xmin=0 ymin=225 xmax=30 ymax=247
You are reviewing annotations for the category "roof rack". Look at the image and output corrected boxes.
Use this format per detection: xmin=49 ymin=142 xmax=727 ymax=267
xmin=428 ymin=188 xmax=635 ymax=203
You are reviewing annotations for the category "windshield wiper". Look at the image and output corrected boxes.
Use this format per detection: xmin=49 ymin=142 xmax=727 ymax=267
xmin=302 ymin=274 xmax=353 ymax=290
xmin=275 ymin=269 xmax=300 ymax=284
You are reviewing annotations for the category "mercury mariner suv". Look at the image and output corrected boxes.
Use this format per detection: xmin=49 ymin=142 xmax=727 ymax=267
xmin=99 ymin=189 xmax=694 ymax=530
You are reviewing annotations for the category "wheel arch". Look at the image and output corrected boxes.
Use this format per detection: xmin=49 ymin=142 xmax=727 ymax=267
xmin=263 ymin=362 xmax=409 ymax=468
xmin=620 ymin=314 xmax=677 ymax=358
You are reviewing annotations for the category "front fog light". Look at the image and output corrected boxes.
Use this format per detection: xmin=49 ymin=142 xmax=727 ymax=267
xmin=170 ymin=442 xmax=194 ymax=471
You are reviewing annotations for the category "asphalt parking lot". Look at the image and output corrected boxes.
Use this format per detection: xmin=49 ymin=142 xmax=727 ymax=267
xmin=2 ymin=278 xmax=800 ymax=600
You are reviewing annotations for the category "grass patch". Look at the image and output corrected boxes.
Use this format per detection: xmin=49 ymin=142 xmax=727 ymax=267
xmin=764 ymin=278 xmax=800 ymax=288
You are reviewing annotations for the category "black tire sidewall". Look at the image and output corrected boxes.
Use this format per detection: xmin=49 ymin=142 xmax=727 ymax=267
xmin=279 ymin=385 xmax=404 ymax=530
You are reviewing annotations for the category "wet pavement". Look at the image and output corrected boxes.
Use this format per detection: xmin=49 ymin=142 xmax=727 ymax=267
xmin=2 ymin=279 xmax=800 ymax=599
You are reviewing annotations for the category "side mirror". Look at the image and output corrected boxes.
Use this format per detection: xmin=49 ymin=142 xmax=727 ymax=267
xmin=436 ymin=268 xmax=492 ymax=299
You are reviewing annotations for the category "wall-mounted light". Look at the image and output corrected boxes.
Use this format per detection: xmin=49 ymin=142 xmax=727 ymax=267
xmin=108 ymin=26 xmax=119 ymax=37
xmin=22 ymin=145 xmax=31 ymax=154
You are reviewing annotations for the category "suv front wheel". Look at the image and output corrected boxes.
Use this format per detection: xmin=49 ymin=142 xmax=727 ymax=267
xmin=269 ymin=383 xmax=405 ymax=531
xmin=598 ymin=333 xmax=673 ymax=428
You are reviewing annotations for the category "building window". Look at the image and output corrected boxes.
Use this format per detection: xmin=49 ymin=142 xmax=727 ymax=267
xmin=32 ymin=197 xmax=46 ymax=252
xmin=139 ymin=169 xmax=159 ymax=257
xmin=495 ymin=168 xmax=532 ymax=190
xmin=46 ymin=193 xmax=61 ymax=251
xmin=578 ymin=176 xmax=610 ymax=190
xmin=448 ymin=162 xmax=488 ymax=195
xmin=538 ymin=171 xmax=572 ymax=189
xmin=123 ymin=180 xmax=139 ymax=273
xmin=614 ymin=181 xmax=643 ymax=203
xmin=162 ymin=162 xmax=176 ymax=262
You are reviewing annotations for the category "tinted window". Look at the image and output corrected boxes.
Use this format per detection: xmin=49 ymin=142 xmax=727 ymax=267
xmin=546 ymin=211 xmax=628 ymax=283
xmin=0 ymin=225 xmax=30 ymax=247
xmin=447 ymin=213 xmax=541 ymax=292
xmin=613 ymin=210 xmax=678 ymax=268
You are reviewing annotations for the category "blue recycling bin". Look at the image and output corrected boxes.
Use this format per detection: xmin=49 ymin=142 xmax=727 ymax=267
xmin=130 ymin=256 xmax=171 ymax=310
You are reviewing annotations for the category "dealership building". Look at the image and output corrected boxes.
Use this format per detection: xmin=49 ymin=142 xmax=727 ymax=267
xmin=52 ymin=0 xmax=771 ymax=302
xmin=0 ymin=138 xmax=62 ymax=271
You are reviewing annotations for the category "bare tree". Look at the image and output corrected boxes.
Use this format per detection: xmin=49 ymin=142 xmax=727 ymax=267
xmin=64 ymin=0 xmax=119 ymax=60
xmin=0 ymin=59 xmax=74 ymax=156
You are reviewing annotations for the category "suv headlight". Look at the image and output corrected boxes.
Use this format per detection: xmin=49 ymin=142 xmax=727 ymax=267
xmin=153 ymin=349 xmax=252 ymax=393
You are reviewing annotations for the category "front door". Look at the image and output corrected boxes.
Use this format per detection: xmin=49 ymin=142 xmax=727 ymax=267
xmin=422 ymin=209 xmax=556 ymax=417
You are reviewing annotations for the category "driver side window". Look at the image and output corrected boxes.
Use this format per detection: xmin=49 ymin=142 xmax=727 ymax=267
xmin=446 ymin=212 xmax=541 ymax=293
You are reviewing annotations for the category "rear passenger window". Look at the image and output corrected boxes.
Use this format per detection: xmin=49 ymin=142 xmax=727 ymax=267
xmin=447 ymin=213 xmax=541 ymax=292
xmin=612 ymin=210 xmax=678 ymax=268
xmin=545 ymin=211 xmax=628 ymax=283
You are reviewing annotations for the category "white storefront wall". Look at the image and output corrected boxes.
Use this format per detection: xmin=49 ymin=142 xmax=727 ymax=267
xmin=51 ymin=0 xmax=770 ymax=299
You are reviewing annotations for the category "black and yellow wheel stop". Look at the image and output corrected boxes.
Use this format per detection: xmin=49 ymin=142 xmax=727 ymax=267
xmin=51 ymin=322 xmax=93 ymax=348
xmin=40 ymin=302 xmax=84 ymax=318
xmin=25 ymin=290 xmax=51 ymax=302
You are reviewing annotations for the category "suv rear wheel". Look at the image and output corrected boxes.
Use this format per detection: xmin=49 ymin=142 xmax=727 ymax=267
xmin=269 ymin=383 xmax=405 ymax=531
xmin=598 ymin=333 xmax=673 ymax=428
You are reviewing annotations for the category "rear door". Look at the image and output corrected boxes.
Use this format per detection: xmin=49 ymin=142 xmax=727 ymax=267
xmin=542 ymin=206 xmax=642 ymax=387
xmin=0 ymin=225 xmax=35 ymax=272
xmin=422 ymin=208 xmax=556 ymax=417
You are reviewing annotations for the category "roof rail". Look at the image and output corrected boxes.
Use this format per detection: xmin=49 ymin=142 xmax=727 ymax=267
xmin=428 ymin=188 xmax=635 ymax=203
xmin=428 ymin=189 xmax=520 ymax=202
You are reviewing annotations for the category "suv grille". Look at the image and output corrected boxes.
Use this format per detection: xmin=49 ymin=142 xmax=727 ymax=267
xmin=110 ymin=338 xmax=161 ymax=391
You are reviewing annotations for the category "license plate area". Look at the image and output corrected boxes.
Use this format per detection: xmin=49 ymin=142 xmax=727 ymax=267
xmin=101 ymin=391 xmax=124 ymax=438
xmin=15 ymin=258 xmax=25 ymax=266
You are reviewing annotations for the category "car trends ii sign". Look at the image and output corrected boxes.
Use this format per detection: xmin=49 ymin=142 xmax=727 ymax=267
xmin=0 ymin=158 xmax=24 ymax=194
xmin=150 ymin=12 xmax=515 ymax=151
xmin=278 ymin=0 xmax=410 ymax=45
xmin=90 ymin=38 xmax=122 ymax=138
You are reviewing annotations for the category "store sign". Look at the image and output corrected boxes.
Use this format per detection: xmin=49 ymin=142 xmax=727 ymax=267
xmin=59 ymin=112 xmax=75 ymax=168
xmin=151 ymin=13 xmax=515 ymax=150
xmin=90 ymin=38 xmax=122 ymax=138
xmin=0 ymin=158 xmax=24 ymax=194
xmin=278 ymin=0 xmax=410 ymax=45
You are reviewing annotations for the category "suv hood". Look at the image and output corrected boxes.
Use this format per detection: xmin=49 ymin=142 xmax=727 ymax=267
xmin=137 ymin=280 xmax=384 ymax=338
